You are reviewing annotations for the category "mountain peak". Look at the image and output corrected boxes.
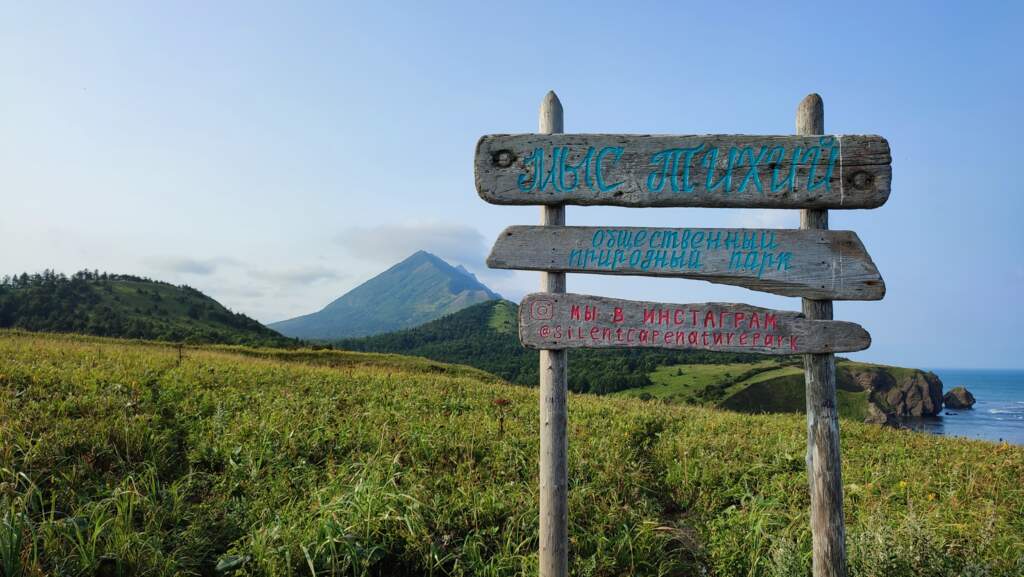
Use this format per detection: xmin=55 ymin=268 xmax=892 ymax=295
xmin=392 ymin=250 xmax=454 ymax=271
xmin=406 ymin=249 xmax=437 ymax=261
xmin=269 ymin=251 xmax=500 ymax=340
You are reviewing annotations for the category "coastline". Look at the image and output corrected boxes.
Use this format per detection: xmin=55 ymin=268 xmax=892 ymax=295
xmin=897 ymin=368 xmax=1024 ymax=445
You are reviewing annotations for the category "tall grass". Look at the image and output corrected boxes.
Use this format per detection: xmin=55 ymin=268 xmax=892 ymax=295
xmin=0 ymin=331 xmax=1021 ymax=576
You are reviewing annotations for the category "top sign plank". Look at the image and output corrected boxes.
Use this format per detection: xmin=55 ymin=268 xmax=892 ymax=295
xmin=475 ymin=134 xmax=891 ymax=209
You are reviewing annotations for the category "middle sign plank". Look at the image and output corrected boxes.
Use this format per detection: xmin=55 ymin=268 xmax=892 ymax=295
xmin=488 ymin=226 xmax=884 ymax=301
xmin=519 ymin=293 xmax=871 ymax=354
xmin=476 ymin=134 xmax=891 ymax=209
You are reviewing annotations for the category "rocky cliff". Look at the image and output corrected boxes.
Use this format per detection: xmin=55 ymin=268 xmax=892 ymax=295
xmin=840 ymin=363 xmax=944 ymax=421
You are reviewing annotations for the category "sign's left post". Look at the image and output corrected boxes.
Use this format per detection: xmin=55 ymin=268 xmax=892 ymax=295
xmin=537 ymin=90 xmax=568 ymax=577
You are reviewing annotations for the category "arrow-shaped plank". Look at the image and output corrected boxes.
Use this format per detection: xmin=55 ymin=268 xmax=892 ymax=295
xmin=518 ymin=293 xmax=870 ymax=354
xmin=488 ymin=226 xmax=884 ymax=301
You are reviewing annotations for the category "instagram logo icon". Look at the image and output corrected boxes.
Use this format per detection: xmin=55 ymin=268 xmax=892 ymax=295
xmin=530 ymin=299 xmax=555 ymax=320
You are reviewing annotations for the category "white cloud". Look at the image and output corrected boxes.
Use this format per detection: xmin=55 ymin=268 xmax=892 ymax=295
xmin=148 ymin=256 xmax=241 ymax=276
xmin=335 ymin=221 xmax=488 ymax=267
xmin=248 ymin=266 xmax=344 ymax=285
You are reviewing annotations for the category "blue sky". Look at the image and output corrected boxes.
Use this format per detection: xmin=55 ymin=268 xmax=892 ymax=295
xmin=2 ymin=1 xmax=1021 ymax=368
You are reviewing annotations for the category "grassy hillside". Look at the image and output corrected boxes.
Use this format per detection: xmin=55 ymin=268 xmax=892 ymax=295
xmin=718 ymin=366 xmax=871 ymax=421
xmin=1 ymin=332 xmax=1021 ymax=576
xmin=618 ymin=361 xmax=894 ymax=421
xmin=340 ymin=300 xmax=770 ymax=394
xmin=0 ymin=270 xmax=293 ymax=347
xmin=616 ymin=361 xmax=782 ymax=403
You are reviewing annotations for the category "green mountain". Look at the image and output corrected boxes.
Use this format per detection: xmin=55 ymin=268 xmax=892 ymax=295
xmin=338 ymin=299 xmax=767 ymax=394
xmin=269 ymin=251 xmax=501 ymax=340
xmin=0 ymin=270 xmax=293 ymax=346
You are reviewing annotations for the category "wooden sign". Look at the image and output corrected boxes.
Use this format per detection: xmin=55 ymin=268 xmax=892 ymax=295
xmin=488 ymin=226 xmax=884 ymax=300
xmin=481 ymin=92 xmax=880 ymax=577
xmin=518 ymin=292 xmax=870 ymax=354
xmin=475 ymin=134 xmax=890 ymax=209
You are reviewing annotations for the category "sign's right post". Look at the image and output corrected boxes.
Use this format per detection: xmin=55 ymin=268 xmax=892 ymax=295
xmin=798 ymin=93 xmax=848 ymax=577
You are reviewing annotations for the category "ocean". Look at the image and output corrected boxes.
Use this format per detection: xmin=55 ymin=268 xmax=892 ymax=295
xmin=896 ymin=369 xmax=1024 ymax=445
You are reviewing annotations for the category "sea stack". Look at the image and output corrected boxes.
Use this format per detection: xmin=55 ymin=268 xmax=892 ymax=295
xmin=943 ymin=386 xmax=976 ymax=409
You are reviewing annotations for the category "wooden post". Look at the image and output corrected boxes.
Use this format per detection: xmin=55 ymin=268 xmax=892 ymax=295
xmin=537 ymin=90 xmax=568 ymax=577
xmin=798 ymin=93 xmax=848 ymax=577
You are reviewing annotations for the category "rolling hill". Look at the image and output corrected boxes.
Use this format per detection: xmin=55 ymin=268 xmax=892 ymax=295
xmin=338 ymin=299 xmax=771 ymax=394
xmin=269 ymin=251 xmax=500 ymax=340
xmin=340 ymin=299 xmax=945 ymax=420
xmin=0 ymin=270 xmax=293 ymax=346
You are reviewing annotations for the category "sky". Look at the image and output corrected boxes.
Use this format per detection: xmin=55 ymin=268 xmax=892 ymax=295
xmin=2 ymin=1 xmax=1022 ymax=369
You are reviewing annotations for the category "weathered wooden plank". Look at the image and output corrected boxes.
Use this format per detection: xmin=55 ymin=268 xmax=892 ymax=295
xmin=476 ymin=133 xmax=890 ymax=209
xmin=488 ymin=225 xmax=885 ymax=301
xmin=518 ymin=293 xmax=870 ymax=354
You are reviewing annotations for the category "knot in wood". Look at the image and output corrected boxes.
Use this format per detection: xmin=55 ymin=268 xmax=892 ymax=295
xmin=849 ymin=170 xmax=874 ymax=191
xmin=493 ymin=149 xmax=516 ymax=168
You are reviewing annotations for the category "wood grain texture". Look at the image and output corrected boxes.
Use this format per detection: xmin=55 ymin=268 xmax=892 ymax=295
xmin=518 ymin=293 xmax=870 ymax=354
xmin=488 ymin=225 xmax=884 ymax=300
xmin=536 ymin=90 xmax=568 ymax=577
xmin=798 ymin=93 xmax=849 ymax=577
xmin=476 ymin=133 xmax=890 ymax=209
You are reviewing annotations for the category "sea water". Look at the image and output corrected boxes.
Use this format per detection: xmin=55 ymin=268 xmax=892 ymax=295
xmin=897 ymin=369 xmax=1024 ymax=445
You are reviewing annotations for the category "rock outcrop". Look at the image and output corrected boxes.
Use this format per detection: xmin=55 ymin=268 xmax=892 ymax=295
xmin=841 ymin=364 xmax=944 ymax=421
xmin=943 ymin=386 xmax=976 ymax=409
xmin=864 ymin=402 xmax=898 ymax=426
xmin=709 ymin=361 xmax=946 ymax=425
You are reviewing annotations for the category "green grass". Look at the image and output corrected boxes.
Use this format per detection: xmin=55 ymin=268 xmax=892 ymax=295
xmin=841 ymin=360 xmax=917 ymax=381
xmin=624 ymin=362 xmax=893 ymax=422
xmin=220 ymin=345 xmax=506 ymax=384
xmin=739 ymin=366 xmax=803 ymax=385
xmin=719 ymin=368 xmax=871 ymax=421
xmin=614 ymin=361 xmax=778 ymax=403
xmin=1 ymin=331 xmax=1021 ymax=576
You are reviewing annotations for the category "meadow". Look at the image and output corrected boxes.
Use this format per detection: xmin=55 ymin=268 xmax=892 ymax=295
xmin=613 ymin=361 xmax=781 ymax=403
xmin=615 ymin=361 xmax=880 ymax=421
xmin=1 ymin=331 xmax=1021 ymax=576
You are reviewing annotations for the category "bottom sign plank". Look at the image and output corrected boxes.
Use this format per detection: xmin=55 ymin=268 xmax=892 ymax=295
xmin=519 ymin=293 xmax=870 ymax=354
